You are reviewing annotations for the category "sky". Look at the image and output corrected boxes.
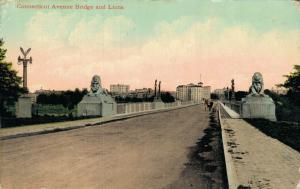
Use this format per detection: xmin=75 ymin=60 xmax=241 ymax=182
xmin=1 ymin=0 xmax=300 ymax=92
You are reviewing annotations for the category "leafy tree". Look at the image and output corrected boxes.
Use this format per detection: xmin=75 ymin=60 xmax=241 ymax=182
xmin=210 ymin=93 xmax=219 ymax=100
xmin=36 ymin=88 xmax=88 ymax=109
xmin=280 ymin=65 xmax=300 ymax=106
xmin=161 ymin=92 xmax=175 ymax=103
xmin=0 ymin=39 xmax=24 ymax=116
xmin=282 ymin=65 xmax=300 ymax=91
xmin=264 ymin=89 xmax=300 ymax=122
xmin=229 ymin=90 xmax=233 ymax=101
xmin=235 ymin=91 xmax=248 ymax=101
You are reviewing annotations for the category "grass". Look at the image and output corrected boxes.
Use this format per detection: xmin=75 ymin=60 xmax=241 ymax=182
xmin=246 ymin=119 xmax=300 ymax=153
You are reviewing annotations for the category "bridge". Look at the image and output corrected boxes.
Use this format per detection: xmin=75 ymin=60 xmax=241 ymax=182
xmin=0 ymin=103 xmax=299 ymax=189
xmin=0 ymin=104 xmax=227 ymax=188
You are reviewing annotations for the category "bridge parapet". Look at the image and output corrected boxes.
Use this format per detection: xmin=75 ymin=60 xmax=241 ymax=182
xmin=221 ymin=100 xmax=241 ymax=114
xmin=219 ymin=101 xmax=241 ymax=119
xmin=116 ymin=101 xmax=195 ymax=115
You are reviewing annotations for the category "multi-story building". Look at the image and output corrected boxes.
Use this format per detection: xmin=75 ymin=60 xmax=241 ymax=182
xmin=176 ymin=82 xmax=211 ymax=102
xmin=190 ymin=85 xmax=211 ymax=102
xmin=110 ymin=84 xmax=130 ymax=94
xmin=176 ymin=85 xmax=190 ymax=101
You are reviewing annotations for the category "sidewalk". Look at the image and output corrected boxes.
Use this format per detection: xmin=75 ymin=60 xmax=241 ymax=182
xmin=221 ymin=117 xmax=300 ymax=189
xmin=0 ymin=103 xmax=197 ymax=140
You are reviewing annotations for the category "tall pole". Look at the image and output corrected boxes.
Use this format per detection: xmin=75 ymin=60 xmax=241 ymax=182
xmin=23 ymin=61 xmax=28 ymax=89
xmin=158 ymin=81 xmax=161 ymax=99
xmin=231 ymin=79 xmax=235 ymax=100
xmin=18 ymin=47 xmax=32 ymax=92
xmin=154 ymin=79 xmax=157 ymax=98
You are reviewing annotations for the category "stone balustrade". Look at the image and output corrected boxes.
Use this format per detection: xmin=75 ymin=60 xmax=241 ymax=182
xmin=116 ymin=101 xmax=194 ymax=114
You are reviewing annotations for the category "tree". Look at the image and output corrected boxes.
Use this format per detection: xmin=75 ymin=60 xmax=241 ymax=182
xmin=229 ymin=90 xmax=233 ymax=101
xmin=235 ymin=91 xmax=248 ymax=101
xmin=210 ymin=93 xmax=219 ymax=100
xmin=280 ymin=65 xmax=300 ymax=106
xmin=161 ymin=92 xmax=175 ymax=103
xmin=36 ymin=88 xmax=88 ymax=109
xmin=0 ymin=39 xmax=24 ymax=116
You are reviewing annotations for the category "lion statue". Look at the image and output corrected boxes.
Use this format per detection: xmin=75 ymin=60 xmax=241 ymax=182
xmin=249 ymin=72 xmax=264 ymax=96
xmin=88 ymin=75 xmax=108 ymax=96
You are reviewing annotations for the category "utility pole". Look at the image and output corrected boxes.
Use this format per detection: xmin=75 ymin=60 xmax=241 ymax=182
xmin=158 ymin=81 xmax=161 ymax=99
xmin=154 ymin=79 xmax=157 ymax=98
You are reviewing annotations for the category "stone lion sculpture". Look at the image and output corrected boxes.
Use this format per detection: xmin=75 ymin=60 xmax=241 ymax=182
xmin=249 ymin=72 xmax=264 ymax=96
xmin=88 ymin=75 xmax=107 ymax=96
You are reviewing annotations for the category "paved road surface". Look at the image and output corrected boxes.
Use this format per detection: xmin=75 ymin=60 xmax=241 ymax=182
xmin=0 ymin=105 xmax=227 ymax=189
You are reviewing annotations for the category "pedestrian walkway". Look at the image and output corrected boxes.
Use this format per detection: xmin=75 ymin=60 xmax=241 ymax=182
xmin=221 ymin=118 xmax=300 ymax=189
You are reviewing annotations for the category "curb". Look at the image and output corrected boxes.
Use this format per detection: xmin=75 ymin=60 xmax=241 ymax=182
xmin=218 ymin=102 xmax=240 ymax=189
xmin=219 ymin=101 xmax=241 ymax=119
xmin=0 ymin=103 xmax=198 ymax=140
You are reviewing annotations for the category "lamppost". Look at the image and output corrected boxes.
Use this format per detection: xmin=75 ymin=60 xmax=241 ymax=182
xmin=158 ymin=81 xmax=161 ymax=100
xmin=154 ymin=79 xmax=157 ymax=98
xmin=18 ymin=47 xmax=32 ymax=92
xmin=231 ymin=79 xmax=235 ymax=100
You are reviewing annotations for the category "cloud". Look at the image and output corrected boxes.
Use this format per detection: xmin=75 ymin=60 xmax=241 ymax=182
xmin=9 ymin=13 xmax=300 ymax=92
xmin=132 ymin=18 xmax=300 ymax=90
xmin=69 ymin=15 xmax=136 ymax=50
xmin=25 ymin=12 xmax=135 ymax=51
xmin=25 ymin=12 xmax=74 ymax=50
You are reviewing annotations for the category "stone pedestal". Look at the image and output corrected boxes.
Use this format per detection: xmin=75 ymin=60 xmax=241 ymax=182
xmin=241 ymin=95 xmax=276 ymax=121
xmin=16 ymin=96 xmax=32 ymax=118
xmin=78 ymin=94 xmax=117 ymax=117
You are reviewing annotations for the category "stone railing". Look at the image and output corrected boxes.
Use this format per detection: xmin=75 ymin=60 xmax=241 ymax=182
xmin=222 ymin=100 xmax=241 ymax=114
xmin=116 ymin=101 xmax=195 ymax=115
xmin=117 ymin=102 xmax=152 ymax=114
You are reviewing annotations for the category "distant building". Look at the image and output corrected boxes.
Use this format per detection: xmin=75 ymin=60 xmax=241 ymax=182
xmin=271 ymin=87 xmax=288 ymax=95
xmin=214 ymin=88 xmax=227 ymax=100
xmin=176 ymin=85 xmax=190 ymax=101
xmin=110 ymin=84 xmax=130 ymax=94
xmin=35 ymin=88 xmax=63 ymax=95
xmin=191 ymin=86 xmax=211 ymax=102
xmin=176 ymin=82 xmax=211 ymax=102
xmin=135 ymin=88 xmax=153 ymax=98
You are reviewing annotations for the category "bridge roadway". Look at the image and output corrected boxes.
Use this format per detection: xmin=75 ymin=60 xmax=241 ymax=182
xmin=0 ymin=105 xmax=227 ymax=189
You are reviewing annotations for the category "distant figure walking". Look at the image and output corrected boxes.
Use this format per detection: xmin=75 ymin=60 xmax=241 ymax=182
xmin=208 ymin=101 xmax=214 ymax=111
xmin=204 ymin=99 xmax=209 ymax=110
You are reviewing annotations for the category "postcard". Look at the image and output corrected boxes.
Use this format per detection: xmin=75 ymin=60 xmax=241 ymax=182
xmin=0 ymin=0 xmax=300 ymax=188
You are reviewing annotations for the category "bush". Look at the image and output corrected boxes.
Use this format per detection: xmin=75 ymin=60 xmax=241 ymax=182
xmin=264 ymin=89 xmax=300 ymax=122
